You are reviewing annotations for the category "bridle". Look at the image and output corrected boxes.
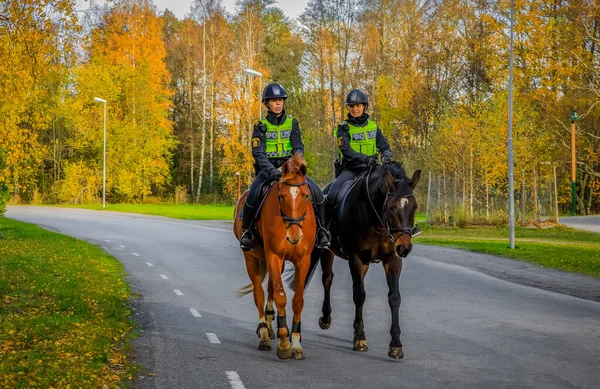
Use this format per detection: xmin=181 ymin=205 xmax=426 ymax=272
xmin=277 ymin=179 xmax=309 ymax=229
xmin=366 ymin=167 xmax=414 ymax=244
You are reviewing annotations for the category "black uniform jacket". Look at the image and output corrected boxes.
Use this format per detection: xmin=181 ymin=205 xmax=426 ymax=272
xmin=336 ymin=112 xmax=392 ymax=170
xmin=251 ymin=109 xmax=304 ymax=174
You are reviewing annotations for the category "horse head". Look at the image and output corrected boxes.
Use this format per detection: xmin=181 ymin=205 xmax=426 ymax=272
xmin=279 ymin=153 xmax=311 ymax=245
xmin=372 ymin=162 xmax=421 ymax=258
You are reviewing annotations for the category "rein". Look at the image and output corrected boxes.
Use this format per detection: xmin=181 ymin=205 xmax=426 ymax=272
xmin=277 ymin=179 xmax=308 ymax=228
xmin=365 ymin=166 xmax=414 ymax=243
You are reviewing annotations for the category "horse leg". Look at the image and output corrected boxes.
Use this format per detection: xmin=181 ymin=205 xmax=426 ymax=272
xmin=265 ymin=274 xmax=276 ymax=339
xmin=290 ymin=255 xmax=310 ymax=360
xmin=244 ymin=253 xmax=271 ymax=351
xmin=319 ymin=249 xmax=334 ymax=330
xmin=384 ymin=257 xmax=404 ymax=359
xmin=349 ymin=256 xmax=369 ymax=352
xmin=267 ymin=255 xmax=291 ymax=359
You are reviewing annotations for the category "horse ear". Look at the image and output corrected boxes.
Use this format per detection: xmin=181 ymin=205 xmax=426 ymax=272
xmin=299 ymin=163 xmax=307 ymax=177
xmin=385 ymin=171 xmax=396 ymax=192
xmin=282 ymin=161 xmax=289 ymax=176
xmin=410 ymin=170 xmax=421 ymax=189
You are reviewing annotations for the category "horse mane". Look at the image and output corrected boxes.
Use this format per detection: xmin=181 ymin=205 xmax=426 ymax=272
xmin=282 ymin=153 xmax=306 ymax=180
xmin=381 ymin=161 xmax=413 ymax=203
xmin=382 ymin=161 xmax=408 ymax=181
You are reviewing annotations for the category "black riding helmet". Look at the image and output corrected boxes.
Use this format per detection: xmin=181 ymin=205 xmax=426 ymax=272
xmin=345 ymin=89 xmax=369 ymax=110
xmin=262 ymin=83 xmax=287 ymax=103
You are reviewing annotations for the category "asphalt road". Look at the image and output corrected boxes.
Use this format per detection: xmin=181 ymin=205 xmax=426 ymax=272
xmin=560 ymin=215 xmax=600 ymax=234
xmin=6 ymin=206 xmax=600 ymax=389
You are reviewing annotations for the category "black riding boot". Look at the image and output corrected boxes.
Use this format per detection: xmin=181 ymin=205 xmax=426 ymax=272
xmin=307 ymin=177 xmax=331 ymax=248
xmin=240 ymin=171 xmax=270 ymax=251
xmin=313 ymin=202 xmax=331 ymax=249
xmin=240 ymin=200 xmax=255 ymax=251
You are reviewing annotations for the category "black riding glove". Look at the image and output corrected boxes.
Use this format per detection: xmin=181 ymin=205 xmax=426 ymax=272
xmin=365 ymin=156 xmax=379 ymax=166
xmin=381 ymin=155 xmax=392 ymax=164
xmin=268 ymin=169 xmax=282 ymax=180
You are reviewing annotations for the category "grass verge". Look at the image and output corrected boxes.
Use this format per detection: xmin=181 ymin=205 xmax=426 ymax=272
xmin=60 ymin=203 xmax=235 ymax=220
xmin=417 ymin=225 xmax=600 ymax=279
xmin=0 ymin=217 xmax=136 ymax=388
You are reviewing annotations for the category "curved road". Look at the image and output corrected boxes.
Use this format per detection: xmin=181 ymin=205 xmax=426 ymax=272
xmin=6 ymin=206 xmax=600 ymax=389
xmin=560 ymin=215 xmax=600 ymax=234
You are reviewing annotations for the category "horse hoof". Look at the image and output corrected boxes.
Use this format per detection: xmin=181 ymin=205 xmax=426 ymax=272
xmin=291 ymin=350 xmax=304 ymax=360
xmin=388 ymin=346 xmax=404 ymax=359
xmin=353 ymin=339 xmax=368 ymax=352
xmin=318 ymin=316 xmax=331 ymax=330
xmin=258 ymin=341 xmax=272 ymax=351
xmin=277 ymin=346 xmax=292 ymax=360
xmin=268 ymin=329 xmax=276 ymax=339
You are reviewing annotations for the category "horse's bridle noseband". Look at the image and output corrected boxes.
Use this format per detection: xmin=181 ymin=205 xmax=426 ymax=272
xmin=277 ymin=179 xmax=308 ymax=229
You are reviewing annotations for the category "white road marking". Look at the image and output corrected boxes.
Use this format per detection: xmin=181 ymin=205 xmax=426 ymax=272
xmin=160 ymin=274 xmax=169 ymax=280
xmin=145 ymin=262 xmax=154 ymax=267
xmin=189 ymin=308 xmax=202 ymax=317
xmin=132 ymin=252 xmax=140 ymax=256
xmin=173 ymin=289 xmax=183 ymax=296
xmin=225 ymin=371 xmax=246 ymax=389
xmin=118 ymin=245 xmax=125 ymax=248
xmin=206 ymin=333 xmax=221 ymax=344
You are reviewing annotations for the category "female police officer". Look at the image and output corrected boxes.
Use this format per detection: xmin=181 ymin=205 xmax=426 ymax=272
xmin=239 ymin=83 xmax=331 ymax=251
xmin=326 ymin=89 xmax=393 ymax=207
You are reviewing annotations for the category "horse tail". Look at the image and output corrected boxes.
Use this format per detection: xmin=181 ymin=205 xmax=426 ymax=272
xmin=236 ymin=259 xmax=268 ymax=297
xmin=284 ymin=247 xmax=322 ymax=291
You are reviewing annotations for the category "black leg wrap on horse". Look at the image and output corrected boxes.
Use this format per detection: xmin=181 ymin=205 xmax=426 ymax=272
xmin=256 ymin=322 xmax=268 ymax=336
xmin=277 ymin=315 xmax=288 ymax=338
xmin=291 ymin=321 xmax=301 ymax=334
xmin=265 ymin=308 xmax=276 ymax=317
xmin=291 ymin=321 xmax=302 ymax=342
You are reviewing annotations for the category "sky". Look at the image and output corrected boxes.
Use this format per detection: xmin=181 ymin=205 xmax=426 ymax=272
xmin=80 ymin=0 xmax=309 ymax=20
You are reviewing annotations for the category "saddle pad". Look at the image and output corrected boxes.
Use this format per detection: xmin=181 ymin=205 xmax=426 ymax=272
xmin=237 ymin=181 xmax=275 ymax=220
xmin=337 ymin=179 xmax=359 ymax=220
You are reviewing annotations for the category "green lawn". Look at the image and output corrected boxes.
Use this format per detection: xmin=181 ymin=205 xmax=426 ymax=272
xmin=417 ymin=225 xmax=600 ymax=279
xmin=62 ymin=203 xmax=236 ymax=220
xmin=0 ymin=218 xmax=135 ymax=388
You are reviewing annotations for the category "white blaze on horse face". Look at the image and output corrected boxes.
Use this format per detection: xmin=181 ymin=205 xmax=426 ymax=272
xmin=400 ymin=197 xmax=409 ymax=210
xmin=290 ymin=186 xmax=299 ymax=200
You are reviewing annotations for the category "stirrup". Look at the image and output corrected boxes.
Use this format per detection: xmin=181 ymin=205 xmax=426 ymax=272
xmin=411 ymin=224 xmax=422 ymax=238
xmin=316 ymin=228 xmax=331 ymax=249
xmin=240 ymin=229 xmax=255 ymax=251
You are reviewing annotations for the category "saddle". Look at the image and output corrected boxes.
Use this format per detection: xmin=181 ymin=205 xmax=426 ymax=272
xmin=237 ymin=180 xmax=275 ymax=222
xmin=324 ymin=171 xmax=366 ymax=222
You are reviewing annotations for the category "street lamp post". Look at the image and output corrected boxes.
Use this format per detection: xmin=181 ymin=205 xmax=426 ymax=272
xmin=244 ymin=68 xmax=263 ymax=120
xmin=93 ymin=97 xmax=107 ymax=209
xmin=570 ymin=110 xmax=579 ymax=216
xmin=507 ymin=0 xmax=516 ymax=249
xmin=235 ymin=172 xmax=241 ymax=199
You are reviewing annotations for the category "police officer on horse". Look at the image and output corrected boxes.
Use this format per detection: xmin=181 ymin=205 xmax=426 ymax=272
xmin=239 ymin=83 xmax=331 ymax=251
xmin=325 ymin=89 xmax=393 ymax=210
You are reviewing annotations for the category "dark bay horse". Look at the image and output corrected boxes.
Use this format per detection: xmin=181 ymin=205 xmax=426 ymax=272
xmin=312 ymin=162 xmax=420 ymax=359
xmin=234 ymin=154 xmax=316 ymax=360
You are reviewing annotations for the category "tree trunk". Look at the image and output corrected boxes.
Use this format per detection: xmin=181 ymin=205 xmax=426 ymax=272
xmin=195 ymin=9 xmax=207 ymax=203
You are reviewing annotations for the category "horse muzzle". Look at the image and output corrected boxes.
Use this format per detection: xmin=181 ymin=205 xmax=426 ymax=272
xmin=395 ymin=243 xmax=413 ymax=258
xmin=286 ymin=234 xmax=304 ymax=245
xmin=285 ymin=224 xmax=304 ymax=245
xmin=394 ymin=234 xmax=413 ymax=258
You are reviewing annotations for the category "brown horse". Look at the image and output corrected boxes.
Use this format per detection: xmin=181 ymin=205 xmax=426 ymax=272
xmin=234 ymin=154 xmax=316 ymax=359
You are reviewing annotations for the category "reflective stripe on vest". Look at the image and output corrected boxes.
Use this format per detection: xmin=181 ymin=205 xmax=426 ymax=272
xmin=261 ymin=116 xmax=294 ymax=158
xmin=334 ymin=120 xmax=378 ymax=159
